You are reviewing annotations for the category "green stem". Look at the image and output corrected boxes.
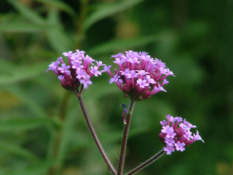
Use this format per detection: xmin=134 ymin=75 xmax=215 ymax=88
xmin=117 ymin=100 xmax=135 ymax=175
xmin=47 ymin=91 xmax=70 ymax=175
xmin=76 ymin=93 xmax=117 ymax=175
xmin=126 ymin=150 xmax=165 ymax=175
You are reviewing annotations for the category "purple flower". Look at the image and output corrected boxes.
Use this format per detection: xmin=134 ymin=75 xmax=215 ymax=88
xmin=110 ymin=75 xmax=120 ymax=84
xmin=106 ymin=50 xmax=174 ymax=101
xmin=58 ymin=63 xmax=71 ymax=75
xmin=161 ymin=126 xmax=175 ymax=137
xmin=137 ymin=79 xmax=149 ymax=88
xmin=80 ymin=75 xmax=92 ymax=89
xmin=164 ymin=146 xmax=175 ymax=155
xmin=165 ymin=137 xmax=175 ymax=146
xmin=90 ymin=66 xmax=102 ymax=77
xmin=175 ymin=141 xmax=185 ymax=152
xmin=58 ymin=75 xmax=64 ymax=81
xmin=159 ymin=114 xmax=204 ymax=155
xmin=47 ymin=50 xmax=106 ymax=92
xmin=47 ymin=57 xmax=62 ymax=73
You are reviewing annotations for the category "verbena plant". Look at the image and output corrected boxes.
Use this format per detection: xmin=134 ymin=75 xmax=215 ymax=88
xmin=47 ymin=50 xmax=204 ymax=175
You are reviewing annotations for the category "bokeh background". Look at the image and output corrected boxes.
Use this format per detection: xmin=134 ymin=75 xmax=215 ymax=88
xmin=0 ymin=0 xmax=232 ymax=175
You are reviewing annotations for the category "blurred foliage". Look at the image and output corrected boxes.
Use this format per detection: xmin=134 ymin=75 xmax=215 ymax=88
xmin=0 ymin=0 xmax=232 ymax=175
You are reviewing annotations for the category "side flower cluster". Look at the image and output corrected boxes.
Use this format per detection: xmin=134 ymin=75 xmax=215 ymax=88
xmin=159 ymin=114 xmax=204 ymax=155
xmin=105 ymin=50 xmax=174 ymax=101
xmin=47 ymin=50 xmax=106 ymax=92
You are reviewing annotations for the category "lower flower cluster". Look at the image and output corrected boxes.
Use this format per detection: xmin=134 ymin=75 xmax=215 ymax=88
xmin=159 ymin=114 xmax=204 ymax=155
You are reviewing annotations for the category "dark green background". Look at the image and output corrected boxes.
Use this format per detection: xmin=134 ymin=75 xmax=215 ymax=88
xmin=0 ymin=0 xmax=232 ymax=175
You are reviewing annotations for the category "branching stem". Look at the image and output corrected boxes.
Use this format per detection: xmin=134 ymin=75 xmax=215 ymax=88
xmin=117 ymin=100 xmax=135 ymax=175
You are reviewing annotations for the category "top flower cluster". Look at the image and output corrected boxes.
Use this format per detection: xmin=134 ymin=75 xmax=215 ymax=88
xmin=105 ymin=50 xmax=174 ymax=100
xmin=159 ymin=115 xmax=204 ymax=155
xmin=47 ymin=50 xmax=106 ymax=92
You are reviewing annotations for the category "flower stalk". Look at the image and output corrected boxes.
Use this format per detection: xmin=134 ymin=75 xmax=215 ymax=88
xmin=117 ymin=100 xmax=135 ymax=175
xmin=76 ymin=92 xmax=117 ymax=175
xmin=126 ymin=150 xmax=165 ymax=175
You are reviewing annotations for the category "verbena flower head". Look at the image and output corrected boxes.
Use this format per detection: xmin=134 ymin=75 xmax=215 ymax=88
xmin=47 ymin=50 xmax=106 ymax=93
xmin=159 ymin=114 xmax=204 ymax=155
xmin=105 ymin=50 xmax=174 ymax=101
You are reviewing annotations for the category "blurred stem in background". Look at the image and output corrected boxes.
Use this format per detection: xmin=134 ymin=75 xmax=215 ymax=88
xmin=75 ymin=0 xmax=89 ymax=49
xmin=117 ymin=100 xmax=135 ymax=175
xmin=47 ymin=0 xmax=89 ymax=174
xmin=47 ymin=91 xmax=71 ymax=175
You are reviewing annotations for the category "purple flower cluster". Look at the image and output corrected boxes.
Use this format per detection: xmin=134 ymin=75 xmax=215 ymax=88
xmin=159 ymin=114 xmax=204 ymax=155
xmin=105 ymin=50 xmax=174 ymax=101
xmin=47 ymin=50 xmax=106 ymax=92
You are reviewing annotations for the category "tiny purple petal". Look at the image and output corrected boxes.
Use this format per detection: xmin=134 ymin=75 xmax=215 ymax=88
xmin=160 ymin=120 xmax=167 ymax=126
xmin=80 ymin=75 xmax=92 ymax=89
xmin=175 ymin=141 xmax=185 ymax=152
xmin=165 ymin=137 xmax=175 ymax=146
xmin=58 ymin=75 xmax=64 ymax=81
xmin=164 ymin=146 xmax=175 ymax=155
xmin=193 ymin=131 xmax=204 ymax=142
xmin=63 ymin=51 xmax=73 ymax=57
xmin=110 ymin=74 xmax=120 ymax=84
xmin=137 ymin=79 xmax=149 ymax=88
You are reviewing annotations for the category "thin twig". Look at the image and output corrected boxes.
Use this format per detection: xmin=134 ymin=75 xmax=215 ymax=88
xmin=126 ymin=150 xmax=165 ymax=175
xmin=76 ymin=93 xmax=117 ymax=175
xmin=117 ymin=100 xmax=135 ymax=175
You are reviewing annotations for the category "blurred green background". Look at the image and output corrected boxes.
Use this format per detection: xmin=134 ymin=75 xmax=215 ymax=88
xmin=0 ymin=0 xmax=232 ymax=175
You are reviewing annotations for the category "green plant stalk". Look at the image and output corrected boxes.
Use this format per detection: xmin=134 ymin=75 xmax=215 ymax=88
xmin=126 ymin=150 xmax=165 ymax=175
xmin=47 ymin=90 xmax=70 ymax=175
xmin=117 ymin=100 xmax=135 ymax=175
xmin=76 ymin=93 xmax=117 ymax=175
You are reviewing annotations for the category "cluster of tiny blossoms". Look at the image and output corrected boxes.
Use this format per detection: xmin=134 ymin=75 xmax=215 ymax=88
xmin=159 ymin=115 xmax=204 ymax=155
xmin=105 ymin=50 xmax=174 ymax=101
xmin=47 ymin=50 xmax=106 ymax=92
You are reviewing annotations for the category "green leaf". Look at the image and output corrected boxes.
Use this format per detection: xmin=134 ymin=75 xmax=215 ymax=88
xmin=0 ymin=117 xmax=54 ymax=131
xmin=83 ymin=0 xmax=143 ymax=30
xmin=10 ymin=160 xmax=53 ymax=175
xmin=0 ymin=21 xmax=57 ymax=33
xmin=0 ymin=60 xmax=50 ymax=85
xmin=8 ymin=0 xmax=45 ymax=25
xmin=7 ymin=86 xmax=47 ymax=118
xmin=56 ymin=109 xmax=78 ymax=168
xmin=88 ymin=35 xmax=159 ymax=55
xmin=35 ymin=0 xmax=76 ymax=17
xmin=0 ymin=141 xmax=39 ymax=161
xmin=47 ymin=8 xmax=72 ymax=53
